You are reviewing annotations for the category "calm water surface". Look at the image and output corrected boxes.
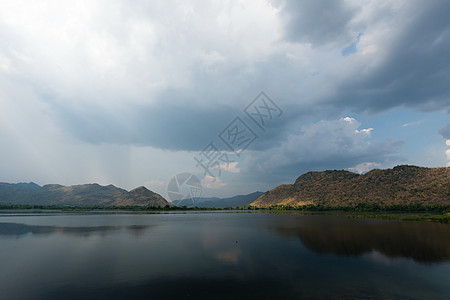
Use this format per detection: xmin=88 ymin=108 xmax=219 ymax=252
xmin=0 ymin=211 xmax=449 ymax=299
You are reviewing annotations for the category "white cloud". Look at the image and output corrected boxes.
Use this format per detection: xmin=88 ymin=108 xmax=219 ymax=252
xmin=349 ymin=162 xmax=381 ymax=174
xmin=343 ymin=117 xmax=356 ymax=123
xmin=402 ymin=120 xmax=423 ymax=127
xmin=0 ymin=0 xmax=283 ymax=106
xmin=355 ymin=128 xmax=373 ymax=135
xmin=201 ymin=176 xmax=227 ymax=189
xmin=213 ymin=162 xmax=240 ymax=173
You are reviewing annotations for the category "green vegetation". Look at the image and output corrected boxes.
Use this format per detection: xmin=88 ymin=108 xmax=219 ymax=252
xmin=0 ymin=204 xmax=183 ymax=211
xmin=349 ymin=213 xmax=450 ymax=223
xmin=0 ymin=203 xmax=251 ymax=211
xmin=1 ymin=202 xmax=449 ymax=213
xmin=247 ymin=203 xmax=450 ymax=213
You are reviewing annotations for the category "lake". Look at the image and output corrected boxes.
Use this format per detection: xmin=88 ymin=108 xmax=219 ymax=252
xmin=0 ymin=211 xmax=449 ymax=299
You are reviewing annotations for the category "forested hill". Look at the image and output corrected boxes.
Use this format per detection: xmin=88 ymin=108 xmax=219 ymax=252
xmin=251 ymin=165 xmax=450 ymax=208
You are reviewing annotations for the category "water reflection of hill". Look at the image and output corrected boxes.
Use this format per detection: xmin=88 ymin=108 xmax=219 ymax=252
xmin=273 ymin=216 xmax=450 ymax=263
xmin=0 ymin=222 xmax=152 ymax=237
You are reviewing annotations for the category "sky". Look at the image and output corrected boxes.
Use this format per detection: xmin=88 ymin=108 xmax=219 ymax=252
xmin=0 ymin=0 xmax=449 ymax=199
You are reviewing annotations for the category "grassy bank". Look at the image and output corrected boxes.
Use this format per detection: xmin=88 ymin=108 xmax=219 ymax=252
xmin=1 ymin=203 xmax=449 ymax=213
xmin=348 ymin=213 xmax=450 ymax=223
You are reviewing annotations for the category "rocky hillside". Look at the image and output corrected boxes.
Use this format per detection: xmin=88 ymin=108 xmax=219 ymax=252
xmin=0 ymin=183 xmax=171 ymax=207
xmin=251 ymin=165 xmax=450 ymax=208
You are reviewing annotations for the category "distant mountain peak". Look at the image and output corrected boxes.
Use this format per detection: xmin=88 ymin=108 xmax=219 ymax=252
xmin=129 ymin=186 xmax=158 ymax=196
xmin=172 ymin=191 xmax=264 ymax=208
xmin=126 ymin=186 xmax=170 ymax=207
xmin=129 ymin=186 xmax=150 ymax=192
xmin=15 ymin=182 xmax=41 ymax=190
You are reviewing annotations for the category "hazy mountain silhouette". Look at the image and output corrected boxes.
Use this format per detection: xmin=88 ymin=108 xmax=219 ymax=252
xmin=171 ymin=191 xmax=264 ymax=208
xmin=0 ymin=182 xmax=170 ymax=207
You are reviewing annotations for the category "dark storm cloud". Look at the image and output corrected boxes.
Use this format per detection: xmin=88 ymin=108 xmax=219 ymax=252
xmin=52 ymin=96 xmax=296 ymax=152
xmin=53 ymin=100 xmax=237 ymax=151
xmin=325 ymin=0 xmax=450 ymax=113
xmin=279 ymin=0 xmax=358 ymax=47
xmin=45 ymin=0 xmax=450 ymax=154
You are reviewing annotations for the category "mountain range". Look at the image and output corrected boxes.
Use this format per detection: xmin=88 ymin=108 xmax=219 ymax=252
xmin=0 ymin=182 xmax=170 ymax=207
xmin=1 ymin=165 xmax=448 ymax=209
xmin=171 ymin=191 xmax=264 ymax=208
xmin=251 ymin=165 xmax=450 ymax=208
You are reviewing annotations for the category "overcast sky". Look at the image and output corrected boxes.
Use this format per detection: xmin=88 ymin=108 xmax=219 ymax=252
xmin=0 ymin=0 xmax=449 ymax=199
